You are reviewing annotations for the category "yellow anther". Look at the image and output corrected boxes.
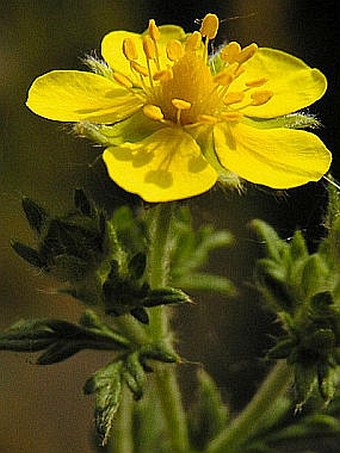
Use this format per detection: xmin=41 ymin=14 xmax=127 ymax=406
xmin=221 ymin=41 xmax=241 ymax=63
xmin=185 ymin=31 xmax=202 ymax=51
xmin=245 ymin=77 xmax=268 ymax=88
xmin=213 ymin=69 xmax=234 ymax=86
xmin=166 ymin=40 xmax=184 ymax=61
xmin=220 ymin=111 xmax=243 ymax=121
xmin=130 ymin=61 xmax=149 ymax=77
xmin=200 ymin=13 xmax=219 ymax=39
xmin=143 ymin=104 xmax=164 ymax=121
xmin=172 ymin=98 xmax=192 ymax=110
xmin=251 ymin=90 xmax=273 ymax=106
xmin=112 ymin=72 xmax=133 ymax=89
xmin=223 ymin=91 xmax=245 ymax=105
xmin=153 ymin=68 xmax=173 ymax=82
xmin=237 ymin=43 xmax=258 ymax=64
xmin=122 ymin=38 xmax=138 ymax=61
xmin=148 ymin=19 xmax=160 ymax=41
xmin=143 ymin=36 xmax=156 ymax=60
xmin=197 ymin=114 xmax=218 ymax=124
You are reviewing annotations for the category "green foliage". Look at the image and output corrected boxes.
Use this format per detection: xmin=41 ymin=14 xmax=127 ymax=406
xmin=169 ymin=206 xmax=236 ymax=295
xmin=251 ymin=185 xmax=340 ymax=407
xmin=0 ymin=310 xmax=130 ymax=364
xmin=188 ymin=369 xmax=229 ymax=450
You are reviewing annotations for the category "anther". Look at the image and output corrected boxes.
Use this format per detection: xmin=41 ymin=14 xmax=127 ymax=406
xmin=237 ymin=43 xmax=258 ymax=64
xmin=245 ymin=78 xmax=268 ymax=88
xmin=172 ymin=98 xmax=192 ymax=110
xmin=213 ymin=69 xmax=234 ymax=87
xmin=251 ymin=90 xmax=273 ymax=106
xmin=200 ymin=13 xmax=219 ymax=39
xmin=223 ymin=92 xmax=245 ymax=105
xmin=130 ymin=61 xmax=149 ymax=77
xmin=122 ymin=38 xmax=138 ymax=61
xmin=148 ymin=19 xmax=160 ymax=41
xmin=153 ymin=68 xmax=173 ymax=82
xmin=185 ymin=31 xmax=202 ymax=52
xmin=197 ymin=114 xmax=218 ymax=124
xmin=166 ymin=40 xmax=184 ymax=61
xmin=143 ymin=104 xmax=164 ymax=121
xmin=113 ymin=72 xmax=133 ymax=89
xmin=143 ymin=36 xmax=156 ymax=60
xmin=220 ymin=111 xmax=244 ymax=121
xmin=221 ymin=42 xmax=241 ymax=63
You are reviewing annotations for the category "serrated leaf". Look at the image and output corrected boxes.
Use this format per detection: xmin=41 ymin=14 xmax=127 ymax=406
xmin=250 ymin=219 xmax=287 ymax=263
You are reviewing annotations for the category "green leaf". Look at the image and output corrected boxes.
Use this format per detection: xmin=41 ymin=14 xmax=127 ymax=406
xmin=250 ymin=219 xmax=287 ymax=263
xmin=22 ymin=196 xmax=48 ymax=235
xmin=11 ymin=241 xmax=46 ymax=268
xmin=143 ymin=287 xmax=192 ymax=307
xmin=188 ymin=368 xmax=229 ymax=450
xmin=84 ymin=360 xmax=124 ymax=446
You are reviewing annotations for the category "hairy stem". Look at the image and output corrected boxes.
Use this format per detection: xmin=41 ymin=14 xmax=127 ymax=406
xmin=111 ymin=388 xmax=134 ymax=453
xmin=206 ymin=361 xmax=293 ymax=453
xmin=147 ymin=203 xmax=190 ymax=452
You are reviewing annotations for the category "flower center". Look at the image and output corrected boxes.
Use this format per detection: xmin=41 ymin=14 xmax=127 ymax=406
xmin=113 ymin=14 xmax=273 ymax=126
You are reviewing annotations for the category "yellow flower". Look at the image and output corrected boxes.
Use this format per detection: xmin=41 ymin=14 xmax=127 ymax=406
xmin=26 ymin=14 xmax=331 ymax=202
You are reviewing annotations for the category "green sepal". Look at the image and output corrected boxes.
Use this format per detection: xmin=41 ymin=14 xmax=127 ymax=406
xmin=22 ymin=196 xmax=48 ymax=235
xmin=188 ymin=368 xmax=229 ymax=450
xmin=74 ymin=188 xmax=94 ymax=217
xmin=128 ymin=252 xmax=147 ymax=280
xmin=11 ymin=241 xmax=46 ymax=269
xmin=0 ymin=311 xmax=131 ymax=364
xmin=123 ymin=352 xmax=146 ymax=401
xmin=143 ymin=287 xmax=192 ymax=307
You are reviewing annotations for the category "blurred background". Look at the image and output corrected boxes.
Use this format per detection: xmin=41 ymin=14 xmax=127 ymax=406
xmin=1 ymin=1 xmax=339 ymax=451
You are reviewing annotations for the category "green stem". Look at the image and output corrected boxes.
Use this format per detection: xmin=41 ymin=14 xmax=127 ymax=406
xmin=206 ymin=361 xmax=293 ymax=453
xmin=147 ymin=203 xmax=190 ymax=452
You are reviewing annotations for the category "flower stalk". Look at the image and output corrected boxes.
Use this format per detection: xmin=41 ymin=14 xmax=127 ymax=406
xmin=206 ymin=361 xmax=293 ymax=453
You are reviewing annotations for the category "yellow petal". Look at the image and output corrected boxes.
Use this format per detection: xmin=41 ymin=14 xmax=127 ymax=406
xmin=231 ymin=48 xmax=327 ymax=118
xmin=26 ymin=70 xmax=143 ymax=123
xmin=101 ymin=26 xmax=186 ymax=74
xmin=214 ymin=122 xmax=331 ymax=188
xmin=103 ymin=127 xmax=217 ymax=202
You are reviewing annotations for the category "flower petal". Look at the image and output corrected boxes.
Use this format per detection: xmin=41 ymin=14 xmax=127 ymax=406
xmin=103 ymin=127 xmax=217 ymax=202
xmin=26 ymin=70 xmax=143 ymax=123
xmin=231 ymin=48 xmax=327 ymax=118
xmin=214 ymin=122 xmax=331 ymax=188
xmin=101 ymin=26 xmax=186 ymax=75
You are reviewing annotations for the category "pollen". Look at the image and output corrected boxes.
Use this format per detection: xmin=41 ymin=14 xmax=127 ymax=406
xmin=122 ymin=38 xmax=138 ymax=61
xmin=200 ymin=13 xmax=219 ymax=39
xmin=237 ymin=43 xmax=258 ymax=64
xmin=221 ymin=42 xmax=241 ymax=64
xmin=143 ymin=36 xmax=156 ymax=60
xmin=166 ymin=40 xmax=184 ymax=62
xmin=213 ymin=69 xmax=234 ymax=87
xmin=245 ymin=78 xmax=268 ymax=88
xmin=148 ymin=19 xmax=160 ymax=41
xmin=143 ymin=104 xmax=164 ymax=121
xmin=251 ymin=90 xmax=273 ymax=106
xmin=223 ymin=91 xmax=245 ymax=105
xmin=172 ymin=98 xmax=192 ymax=110
xmin=113 ymin=72 xmax=133 ymax=89
xmin=130 ymin=61 xmax=149 ymax=77
xmin=185 ymin=31 xmax=202 ymax=51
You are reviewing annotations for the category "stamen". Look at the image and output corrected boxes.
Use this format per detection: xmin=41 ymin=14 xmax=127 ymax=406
xmin=130 ymin=61 xmax=149 ymax=77
xmin=172 ymin=98 xmax=191 ymax=125
xmin=200 ymin=13 xmax=219 ymax=39
xmin=172 ymin=99 xmax=192 ymax=110
xmin=213 ymin=69 xmax=234 ymax=87
xmin=185 ymin=31 xmax=202 ymax=52
xmin=245 ymin=77 xmax=268 ymax=88
xmin=113 ymin=72 xmax=133 ymax=89
xmin=148 ymin=19 xmax=160 ymax=41
xmin=223 ymin=91 xmax=245 ymax=105
xmin=122 ymin=38 xmax=138 ymax=61
xmin=220 ymin=111 xmax=244 ymax=121
xmin=221 ymin=42 xmax=241 ymax=64
xmin=237 ymin=43 xmax=258 ymax=64
xmin=153 ymin=68 xmax=173 ymax=82
xmin=143 ymin=104 xmax=164 ymax=121
xmin=251 ymin=90 xmax=273 ymax=106
xmin=166 ymin=40 xmax=185 ymax=61
xmin=143 ymin=36 xmax=156 ymax=60
xmin=197 ymin=114 xmax=218 ymax=124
